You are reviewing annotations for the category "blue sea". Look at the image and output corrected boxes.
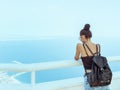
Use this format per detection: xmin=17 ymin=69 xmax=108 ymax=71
xmin=0 ymin=38 xmax=120 ymax=83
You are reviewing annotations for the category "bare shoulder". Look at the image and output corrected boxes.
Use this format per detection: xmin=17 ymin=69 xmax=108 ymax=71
xmin=76 ymin=43 xmax=82 ymax=49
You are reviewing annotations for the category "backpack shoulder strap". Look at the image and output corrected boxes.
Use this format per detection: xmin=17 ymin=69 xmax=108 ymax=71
xmin=96 ymin=44 xmax=101 ymax=55
xmin=83 ymin=43 xmax=101 ymax=56
xmin=85 ymin=43 xmax=101 ymax=56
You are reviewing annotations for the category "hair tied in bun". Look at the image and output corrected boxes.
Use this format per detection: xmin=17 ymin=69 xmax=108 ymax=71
xmin=84 ymin=24 xmax=90 ymax=31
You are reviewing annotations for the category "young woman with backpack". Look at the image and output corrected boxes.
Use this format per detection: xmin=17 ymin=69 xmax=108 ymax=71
xmin=74 ymin=24 xmax=110 ymax=90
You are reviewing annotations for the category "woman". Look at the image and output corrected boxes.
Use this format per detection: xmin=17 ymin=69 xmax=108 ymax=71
xmin=74 ymin=24 xmax=110 ymax=90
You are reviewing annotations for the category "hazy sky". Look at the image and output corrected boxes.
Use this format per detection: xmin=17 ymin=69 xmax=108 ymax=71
xmin=0 ymin=0 xmax=120 ymax=40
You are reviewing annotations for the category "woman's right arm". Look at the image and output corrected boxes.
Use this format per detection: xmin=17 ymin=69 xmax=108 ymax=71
xmin=74 ymin=43 xmax=81 ymax=60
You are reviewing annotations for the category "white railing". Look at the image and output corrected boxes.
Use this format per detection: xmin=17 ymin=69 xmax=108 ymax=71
xmin=0 ymin=56 xmax=120 ymax=86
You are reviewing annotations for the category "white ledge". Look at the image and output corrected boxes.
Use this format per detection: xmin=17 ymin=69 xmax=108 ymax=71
xmin=0 ymin=56 xmax=120 ymax=72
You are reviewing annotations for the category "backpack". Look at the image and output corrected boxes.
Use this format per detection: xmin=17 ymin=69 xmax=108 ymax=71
xmin=83 ymin=44 xmax=112 ymax=87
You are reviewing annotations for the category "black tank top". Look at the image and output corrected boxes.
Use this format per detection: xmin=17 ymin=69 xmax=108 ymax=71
xmin=81 ymin=44 xmax=99 ymax=70
xmin=81 ymin=56 xmax=93 ymax=70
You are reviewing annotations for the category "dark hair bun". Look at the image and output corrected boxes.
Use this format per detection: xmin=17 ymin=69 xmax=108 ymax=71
xmin=83 ymin=24 xmax=90 ymax=31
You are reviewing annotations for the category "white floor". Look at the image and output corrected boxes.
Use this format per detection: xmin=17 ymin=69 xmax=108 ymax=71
xmin=0 ymin=72 xmax=120 ymax=90
xmin=0 ymin=78 xmax=120 ymax=90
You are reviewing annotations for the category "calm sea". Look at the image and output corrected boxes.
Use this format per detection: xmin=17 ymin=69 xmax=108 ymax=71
xmin=0 ymin=38 xmax=120 ymax=83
